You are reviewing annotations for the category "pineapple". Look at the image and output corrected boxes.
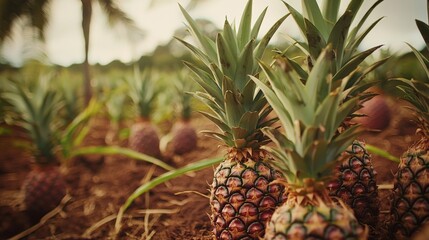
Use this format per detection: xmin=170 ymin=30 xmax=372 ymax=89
xmin=389 ymin=17 xmax=429 ymax=239
xmin=2 ymin=77 xmax=66 ymax=221
xmin=282 ymin=0 xmax=386 ymax=232
xmin=170 ymin=70 xmax=198 ymax=155
xmin=170 ymin=120 xmax=197 ymax=155
xmin=329 ymin=140 xmax=379 ymax=231
xmin=252 ymin=46 xmax=367 ymax=239
xmin=127 ymin=66 xmax=161 ymax=158
xmin=178 ymin=1 xmax=287 ymax=238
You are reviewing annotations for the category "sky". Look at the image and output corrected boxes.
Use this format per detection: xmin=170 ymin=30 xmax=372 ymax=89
xmin=0 ymin=0 xmax=427 ymax=67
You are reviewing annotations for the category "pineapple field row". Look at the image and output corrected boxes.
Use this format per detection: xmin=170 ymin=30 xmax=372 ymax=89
xmin=0 ymin=99 xmax=419 ymax=239
xmin=1 ymin=0 xmax=429 ymax=239
xmin=0 ymin=97 xmax=419 ymax=239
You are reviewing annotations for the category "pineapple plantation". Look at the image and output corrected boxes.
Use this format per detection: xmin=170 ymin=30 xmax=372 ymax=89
xmin=0 ymin=0 xmax=428 ymax=239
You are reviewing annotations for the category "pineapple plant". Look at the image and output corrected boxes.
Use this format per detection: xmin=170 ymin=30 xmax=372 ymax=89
xmin=281 ymin=0 xmax=386 ymax=232
xmin=170 ymin=70 xmax=198 ymax=155
xmin=2 ymin=76 xmax=66 ymax=221
xmin=104 ymin=78 xmax=128 ymax=146
xmin=127 ymin=65 xmax=161 ymax=158
xmin=388 ymin=16 xmax=429 ymax=239
xmin=252 ymin=46 xmax=367 ymax=239
xmin=178 ymin=1 xmax=288 ymax=238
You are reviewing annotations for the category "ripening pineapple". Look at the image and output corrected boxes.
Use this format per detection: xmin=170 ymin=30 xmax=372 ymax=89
xmin=252 ymin=46 xmax=367 ymax=239
xmin=178 ymin=1 xmax=288 ymax=238
xmin=2 ymin=77 xmax=66 ymax=221
xmin=127 ymin=66 xmax=161 ymax=158
xmin=282 ymin=0 xmax=386 ymax=232
xmin=170 ymin=121 xmax=197 ymax=155
xmin=389 ymin=18 xmax=429 ymax=239
xmin=170 ymin=70 xmax=197 ymax=155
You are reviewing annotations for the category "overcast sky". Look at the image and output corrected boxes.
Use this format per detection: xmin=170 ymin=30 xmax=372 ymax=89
xmin=0 ymin=0 xmax=426 ymax=66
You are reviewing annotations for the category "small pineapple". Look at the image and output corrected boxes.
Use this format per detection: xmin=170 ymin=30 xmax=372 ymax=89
xmin=252 ymin=46 xmax=367 ymax=239
xmin=2 ymin=76 xmax=66 ymax=221
xmin=179 ymin=1 xmax=287 ymax=238
xmin=389 ymin=17 xmax=429 ymax=239
xmin=170 ymin=121 xmax=197 ymax=155
xmin=282 ymin=0 xmax=386 ymax=232
xmin=127 ymin=66 xmax=161 ymax=158
xmin=170 ymin=70 xmax=197 ymax=155
xmin=21 ymin=164 xmax=66 ymax=220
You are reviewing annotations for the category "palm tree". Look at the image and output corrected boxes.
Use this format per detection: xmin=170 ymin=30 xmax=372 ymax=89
xmin=0 ymin=0 xmax=140 ymax=105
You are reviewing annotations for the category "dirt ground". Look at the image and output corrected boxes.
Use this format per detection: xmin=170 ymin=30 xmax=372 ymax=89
xmin=0 ymin=96 xmax=419 ymax=240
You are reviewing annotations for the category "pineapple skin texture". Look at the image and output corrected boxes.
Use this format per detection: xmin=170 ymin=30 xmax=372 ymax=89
xmin=264 ymin=201 xmax=367 ymax=240
xmin=329 ymin=141 xmax=379 ymax=233
xmin=210 ymin=157 xmax=287 ymax=239
xmin=171 ymin=121 xmax=197 ymax=155
xmin=390 ymin=144 xmax=429 ymax=240
xmin=22 ymin=165 xmax=66 ymax=221
xmin=129 ymin=121 xmax=161 ymax=158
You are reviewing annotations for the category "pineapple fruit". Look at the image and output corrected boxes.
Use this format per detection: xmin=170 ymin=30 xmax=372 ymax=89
xmin=389 ymin=17 xmax=429 ymax=239
xmin=21 ymin=164 xmax=66 ymax=220
xmin=127 ymin=66 xmax=161 ymax=158
xmin=282 ymin=0 xmax=385 ymax=233
xmin=2 ymin=77 xmax=66 ymax=221
xmin=170 ymin=121 xmax=197 ymax=155
xmin=329 ymin=140 xmax=379 ymax=232
xmin=129 ymin=119 xmax=161 ymax=158
xmin=253 ymin=46 xmax=367 ymax=239
xmin=170 ymin=70 xmax=197 ymax=155
xmin=178 ymin=1 xmax=287 ymax=238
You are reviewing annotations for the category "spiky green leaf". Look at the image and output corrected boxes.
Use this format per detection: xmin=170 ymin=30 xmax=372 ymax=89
xmin=250 ymin=7 xmax=268 ymax=40
xmin=254 ymin=14 xmax=288 ymax=61
xmin=304 ymin=18 xmax=326 ymax=61
xmin=416 ymin=19 xmax=429 ymax=49
xmin=344 ymin=17 xmax=384 ymax=62
xmin=178 ymin=4 xmax=216 ymax=59
xmin=408 ymin=43 xmax=429 ymax=77
xmin=333 ymin=45 xmax=383 ymax=82
xmin=301 ymin=0 xmax=329 ymax=39
xmin=237 ymin=0 xmax=252 ymax=49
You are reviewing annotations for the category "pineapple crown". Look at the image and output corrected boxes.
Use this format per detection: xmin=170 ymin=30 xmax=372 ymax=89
xmin=105 ymin=82 xmax=128 ymax=124
xmin=395 ymin=17 xmax=429 ymax=138
xmin=177 ymin=0 xmax=287 ymax=149
xmin=280 ymin=0 xmax=388 ymax=125
xmin=2 ymin=76 xmax=63 ymax=164
xmin=174 ymin=69 xmax=196 ymax=121
xmin=251 ymin=46 xmax=363 ymax=185
xmin=126 ymin=65 xmax=158 ymax=120
xmin=56 ymin=70 xmax=83 ymax=122
xmin=283 ymin=0 xmax=385 ymax=73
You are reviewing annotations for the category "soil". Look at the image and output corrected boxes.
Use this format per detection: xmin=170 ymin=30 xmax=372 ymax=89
xmin=0 ymin=96 xmax=419 ymax=240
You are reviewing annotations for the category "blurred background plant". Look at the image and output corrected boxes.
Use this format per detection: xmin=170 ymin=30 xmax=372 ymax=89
xmin=54 ymin=68 xmax=84 ymax=123
xmin=98 ymin=75 xmax=129 ymax=146
xmin=1 ymin=73 xmax=68 ymax=221
xmin=126 ymin=65 xmax=162 ymax=158
xmin=161 ymin=68 xmax=199 ymax=157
